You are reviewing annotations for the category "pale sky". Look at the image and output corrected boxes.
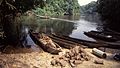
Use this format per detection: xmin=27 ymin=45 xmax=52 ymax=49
xmin=78 ymin=0 xmax=97 ymax=6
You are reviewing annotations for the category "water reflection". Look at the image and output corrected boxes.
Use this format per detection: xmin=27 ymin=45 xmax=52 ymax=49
xmin=70 ymin=19 xmax=98 ymax=41
xmin=23 ymin=15 xmax=102 ymax=42
xmin=38 ymin=20 xmax=75 ymax=35
xmin=52 ymin=15 xmax=80 ymax=20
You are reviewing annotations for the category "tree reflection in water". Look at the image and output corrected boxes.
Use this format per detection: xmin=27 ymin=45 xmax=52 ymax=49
xmin=36 ymin=19 xmax=75 ymax=35
xmin=22 ymin=15 xmax=103 ymax=41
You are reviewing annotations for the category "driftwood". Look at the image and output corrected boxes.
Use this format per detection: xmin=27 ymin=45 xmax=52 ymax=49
xmin=30 ymin=32 xmax=62 ymax=54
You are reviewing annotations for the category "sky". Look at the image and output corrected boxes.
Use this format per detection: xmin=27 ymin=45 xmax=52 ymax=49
xmin=78 ymin=0 xmax=97 ymax=6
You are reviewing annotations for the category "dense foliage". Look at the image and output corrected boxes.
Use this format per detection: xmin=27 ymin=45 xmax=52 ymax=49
xmin=80 ymin=1 xmax=97 ymax=15
xmin=97 ymin=0 xmax=120 ymax=31
xmin=33 ymin=0 xmax=80 ymax=16
xmin=0 ymin=0 xmax=44 ymax=45
xmin=0 ymin=0 xmax=79 ymax=45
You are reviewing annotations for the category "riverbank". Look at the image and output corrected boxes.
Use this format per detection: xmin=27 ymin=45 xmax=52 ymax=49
xmin=0 ymin=45 xmax=120 ymax=68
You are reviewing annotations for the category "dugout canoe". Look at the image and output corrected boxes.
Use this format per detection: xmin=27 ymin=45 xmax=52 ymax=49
xmin=30 ymin=32 xmax=62 ymax=54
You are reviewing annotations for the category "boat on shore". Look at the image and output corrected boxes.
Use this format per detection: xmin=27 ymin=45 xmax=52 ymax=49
xmin=105 ymin=28 xmax=120 ymax=36
xmin=90 ymin=31 xmax=120 ymax=38
xmin=48 ymin=35 xmax=79 ymax=49
xmin=84 ymin=31 xmax=118 ymax=42
xmin=51 ymin=33 xmax=120 ymax=49
xmin=50 ymin=33 xmax=103 ymax=48
xmin=52 ymin=33 xmax=97 ymax=43
xmin=30 ymin=32 xmax=62 ymax=54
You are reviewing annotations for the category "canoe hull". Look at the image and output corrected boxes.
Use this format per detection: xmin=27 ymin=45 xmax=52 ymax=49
xmin=30 ymin=32 xmax=61 ymax=54
xmin=84 ymin=31 xmax=118 ymax=42
xmin=51 ymin=33 xmax=120 ymax=49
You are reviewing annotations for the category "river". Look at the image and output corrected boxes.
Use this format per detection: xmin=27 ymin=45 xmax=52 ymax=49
xmin=23 ymin=14 xmax=103 ymax=42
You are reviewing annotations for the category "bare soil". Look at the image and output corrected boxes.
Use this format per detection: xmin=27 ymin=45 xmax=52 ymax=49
xmin=0 ymin=45 xmax=120 ymax=68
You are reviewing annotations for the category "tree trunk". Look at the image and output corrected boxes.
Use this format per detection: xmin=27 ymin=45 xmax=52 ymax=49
xmin=2 ymin=15 xmax=20 ymax=45
xmin=0 ymin=1 xmax=21 ymax=46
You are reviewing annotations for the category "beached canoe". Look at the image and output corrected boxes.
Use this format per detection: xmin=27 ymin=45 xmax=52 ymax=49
xmin=84 ymin=31 xmax=118 ymax=42
xmin=30 ymin=32 xmax=62 ymax=54
xmin=48 ymin=35 xmax=79 ymax=49
xmin=90 ymin=31 xmax=120 ymax=38
xmin=50 ymin=34 xmax=102 ymax=48
xmin=52 ymin=33 xmax=97 ymax=44
xmin=51 ymin=33 xmax=120 ymax=49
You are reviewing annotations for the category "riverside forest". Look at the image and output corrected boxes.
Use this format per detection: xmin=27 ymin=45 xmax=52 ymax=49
xmin=0 ymin=0 xmax=120 ymax=68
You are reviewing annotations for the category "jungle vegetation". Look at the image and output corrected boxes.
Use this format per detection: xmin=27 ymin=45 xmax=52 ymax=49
xmin=0 ymin=0 xmax=45 ymax=45
xmin=1 ymin=0 xmax=120 ymax=46
xmin=0 ymin=0 xmax=80 ymax=46
xmin=33 ymin=0 xmax=80 ymax=16
xmin=80 ymin=1 xmax=97 ymax=15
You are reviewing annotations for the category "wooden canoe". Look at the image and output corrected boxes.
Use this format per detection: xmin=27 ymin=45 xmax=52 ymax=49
xmin=51 ymin=33 xmax=97 ymax=44
xmin=105 ymin=28 xmax=120 ymax=36
xmin=90 ymin=31 xmax=120 ymax=38
xmin=51 ymin=33 xmax=120 ymax=49
xmin=84 ymin=31 xmax=118 ymax=42
xmin=30 ymin=32 xmax=62 ymax=54
xmin=48 ymin=35 xmax=79 ymax=49
xmin=50 ymin=34 xmax=102 ymax=48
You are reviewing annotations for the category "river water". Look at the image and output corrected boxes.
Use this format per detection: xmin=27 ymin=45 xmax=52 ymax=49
xmin=23 ymin=15 xmax=103 ymax=42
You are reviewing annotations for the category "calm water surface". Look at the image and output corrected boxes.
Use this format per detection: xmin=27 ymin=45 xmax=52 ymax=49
xmin=24 ymin=15 xmax=103 ymax=42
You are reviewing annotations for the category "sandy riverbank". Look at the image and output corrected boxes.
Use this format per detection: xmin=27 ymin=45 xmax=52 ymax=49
xmin=0 ymin=45 xmax=120 ymax=68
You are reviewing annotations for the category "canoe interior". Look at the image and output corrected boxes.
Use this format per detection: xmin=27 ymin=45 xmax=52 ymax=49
xmin=29 ymin=32 xmax=61 ymax=54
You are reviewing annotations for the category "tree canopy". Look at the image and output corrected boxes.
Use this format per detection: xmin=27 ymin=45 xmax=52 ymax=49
xmin=0 ymin=0 xmax=45 ymax=13
xmin=33 ymin=0 xmax=80 ymax=15
xmin=0 ymin=0 xmax=45 ymax=45
xmin=80 ymin=1 xmax=97 ymax=14
xmin=0 ymin=0 xmax=80 ymax=45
